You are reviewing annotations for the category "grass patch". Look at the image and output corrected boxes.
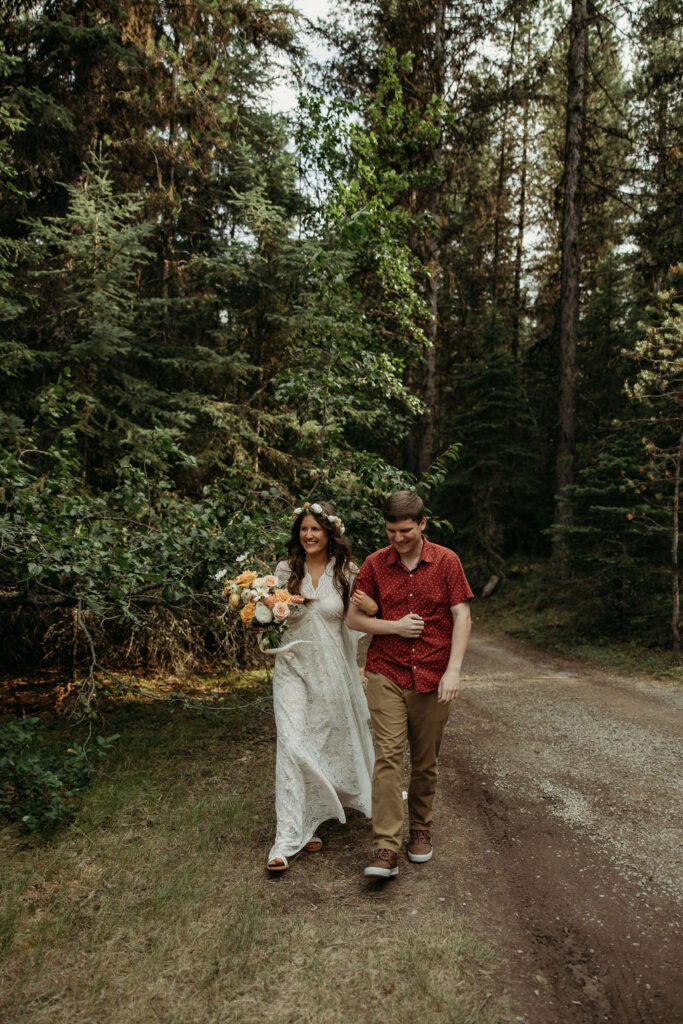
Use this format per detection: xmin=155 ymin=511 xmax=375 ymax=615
xmin=0 ymin=674 xmax=504 ymax=1024
xmin=475 ymin=560 xmax=682 ymax=680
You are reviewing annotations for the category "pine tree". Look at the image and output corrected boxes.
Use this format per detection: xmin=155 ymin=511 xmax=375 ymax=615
xmin=6 ymin=155 xmax=156 ymax=472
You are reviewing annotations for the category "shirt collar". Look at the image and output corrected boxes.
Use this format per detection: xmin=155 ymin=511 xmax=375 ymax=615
xmin=387 ymin=536 xmax=433 ymax=567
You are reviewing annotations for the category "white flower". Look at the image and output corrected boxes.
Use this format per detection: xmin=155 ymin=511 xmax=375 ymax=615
xmin=293 ymin=507 xmax=302 ymax=516
xmin=235 ymin=553 xmax=249 ymax=563
xmin=311 ymin=503 xmax=323 ymax=514
xmin=339 ymin=525 xmax=345 ymax=534
xmin=254 ymin=603 xmax=274 ymax=625
xmin=214 ymin=568 xmax=228 ymax=580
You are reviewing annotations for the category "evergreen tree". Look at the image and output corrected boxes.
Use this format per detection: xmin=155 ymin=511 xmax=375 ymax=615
xmin=434 ymin=351 xmax=543 ymax=583
xmin=4 ymin=155 xmax=156 ymax=472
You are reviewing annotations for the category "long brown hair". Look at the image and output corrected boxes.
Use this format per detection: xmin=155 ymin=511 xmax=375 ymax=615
xmin=285 ymin=501 xmax=354 ymax=610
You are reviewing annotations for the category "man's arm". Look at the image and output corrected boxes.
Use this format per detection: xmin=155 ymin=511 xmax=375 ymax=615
xmin=437 ymin=601 xmax=472 ymax=704
xmin=345 ymin=603 xmax=425 ymax=638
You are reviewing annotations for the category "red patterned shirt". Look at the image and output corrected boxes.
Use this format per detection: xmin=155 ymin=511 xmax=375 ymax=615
xmin=352 ymin=538 xmax=473 ymax=693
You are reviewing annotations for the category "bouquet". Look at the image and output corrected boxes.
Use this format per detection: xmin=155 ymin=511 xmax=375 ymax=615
xmin=220 ymin=569 xmax=306 ymax=650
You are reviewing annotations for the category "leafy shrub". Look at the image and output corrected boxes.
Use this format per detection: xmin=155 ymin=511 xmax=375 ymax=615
xmin=0 ymin=718 xmax=117 ymax=833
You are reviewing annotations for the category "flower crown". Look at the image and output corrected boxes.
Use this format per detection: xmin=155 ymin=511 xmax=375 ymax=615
xmin=292 ymin=502 xmax=346 ymax=535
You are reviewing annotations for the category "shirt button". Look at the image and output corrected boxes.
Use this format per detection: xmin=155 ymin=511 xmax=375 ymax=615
xmin=409 ymin=593 xmax=412 ymax=596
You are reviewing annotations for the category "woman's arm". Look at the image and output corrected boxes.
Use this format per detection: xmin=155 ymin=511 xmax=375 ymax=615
xmin=349 ymin=589 xmax=378 ymax=616
xmin=346 ymin=603 xmax=424 ymax=638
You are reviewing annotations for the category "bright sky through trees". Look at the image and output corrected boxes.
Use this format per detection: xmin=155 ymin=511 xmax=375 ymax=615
xmin=270 ymin=0 xmax=332 ymax=111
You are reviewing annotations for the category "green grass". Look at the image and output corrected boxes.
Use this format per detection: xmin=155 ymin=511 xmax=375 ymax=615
xmin=0 ymin=675 xmax=505 ymax=1024
xmin=475 ymin=559 xmax=682 ymax=680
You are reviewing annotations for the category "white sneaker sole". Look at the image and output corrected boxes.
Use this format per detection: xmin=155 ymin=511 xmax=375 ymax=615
xmin=407 ymin=849 xmax=433 ymax=863
xmin=364 ymin=865 xmax=399 ymax=878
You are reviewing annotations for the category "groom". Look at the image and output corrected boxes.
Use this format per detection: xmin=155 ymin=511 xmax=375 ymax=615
xmin=346 ymin=490 xmax=472 ymax=878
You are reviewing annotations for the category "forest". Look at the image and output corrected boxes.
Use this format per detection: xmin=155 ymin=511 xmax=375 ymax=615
xmin=1 ymin=0 xmax=682 ymax=688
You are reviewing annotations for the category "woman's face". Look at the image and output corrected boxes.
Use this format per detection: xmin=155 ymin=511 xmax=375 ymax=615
xmin=299 ymin=514 xmax=328 ymax=558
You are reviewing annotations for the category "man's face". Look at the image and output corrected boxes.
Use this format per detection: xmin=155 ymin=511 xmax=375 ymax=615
xmin=385 ymin=517 xmax=426 ymax=557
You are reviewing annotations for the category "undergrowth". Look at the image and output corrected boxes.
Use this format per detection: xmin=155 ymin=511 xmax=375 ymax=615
xmin=0 ymin=718 xmax=118 ymax=833
xmin=475 ymin=559 xmax=682 ymax=680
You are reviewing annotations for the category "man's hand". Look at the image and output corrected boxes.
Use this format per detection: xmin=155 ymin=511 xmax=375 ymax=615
xmin=394 ymin=613 xmax=425 ymax=638
xmin=437 ymin=668 xmax=460 ymax=704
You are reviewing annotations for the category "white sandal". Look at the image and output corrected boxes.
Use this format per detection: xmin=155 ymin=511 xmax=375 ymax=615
xmin=267 ymin=855 xmax=289 ymax=873
xmin=304 ymin=835 xmax=323 ymax=853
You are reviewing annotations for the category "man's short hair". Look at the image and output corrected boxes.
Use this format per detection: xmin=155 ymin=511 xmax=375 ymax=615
xmin=383 ymin=490 xmax=425 ymax=523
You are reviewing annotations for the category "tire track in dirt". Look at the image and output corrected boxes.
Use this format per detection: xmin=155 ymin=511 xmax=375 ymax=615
xmin=432 ymin=627 xmax=682 ymax=1024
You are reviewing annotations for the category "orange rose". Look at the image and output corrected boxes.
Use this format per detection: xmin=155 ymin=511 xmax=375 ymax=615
xmin=263 ymin=594 xmax=276 ymax=609
xmin=240 ymin=603 xmax=256 ymax=625
xmin=272 ymin=601 xmax=290 ymax=622
xmin=235 ymin=570 xmax=258 ymax=587
xmin=273 ymin=589 xmax=292 ymax=605
xmin=289 ymin=594 xmax=305 ymax=604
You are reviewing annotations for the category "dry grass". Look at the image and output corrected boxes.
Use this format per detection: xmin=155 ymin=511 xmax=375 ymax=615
xmin=1 ymin=677 xmax=506 ymax=1024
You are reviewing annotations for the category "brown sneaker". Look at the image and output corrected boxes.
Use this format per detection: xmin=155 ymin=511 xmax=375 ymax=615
xmin=364 ymin=848 xmax=399 ymax=878
xmin=407 ymin=829 xmax=433 ymax=863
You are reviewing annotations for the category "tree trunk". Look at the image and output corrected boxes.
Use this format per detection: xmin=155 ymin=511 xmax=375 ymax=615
xmin=416 ymin=0 xmax=446 ymax=476
xmin=419 ymin=225 xmax=439 ymax=476
xmin=553 ymin=0 xmax=588 ymax=560
xmin=492 ymin=18 xmax=517 ymax=307
xmin=511 ymin=31 xmax=531 ymax=362
xmin=162 ymin=57 xmax=179 ymax=324
xmin=672 ymin=431 xmax=682 ymax=663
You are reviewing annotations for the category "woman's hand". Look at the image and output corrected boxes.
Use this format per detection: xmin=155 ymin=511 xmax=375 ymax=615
xmin=394 ymin=613 xmax=425 ymax=638
xmin=350 ymin=589 xmax=379 ymax=617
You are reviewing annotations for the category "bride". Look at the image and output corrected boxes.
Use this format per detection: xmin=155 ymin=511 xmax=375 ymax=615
xmin=266 ymin=501 xmax=377 ymax=872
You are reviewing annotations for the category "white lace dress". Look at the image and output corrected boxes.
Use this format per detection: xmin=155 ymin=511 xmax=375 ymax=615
xmin=268 ymin=560 xmax=374 ymax=862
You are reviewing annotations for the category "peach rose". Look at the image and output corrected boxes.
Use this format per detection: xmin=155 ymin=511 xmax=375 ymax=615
xmin=240 ymin=603 xmax=256 ymax=625
xmin=261 ymin=575 xmax=278 ymax=588
xmin=273 ymin=588 xmax=292 ymax=605
xmin=272 ymin=601 xmax=290 ymax=622
xmin=263 ymin=594 xmax=276 ymax=609
xmin=235 ymin=570 xmax=258 ymax=586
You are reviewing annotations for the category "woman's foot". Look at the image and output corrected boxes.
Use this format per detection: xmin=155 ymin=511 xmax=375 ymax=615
xmin=303 ymin=835 xmax=323 ymax=853
xmin=267 ymin=855 xmax=288 ymax=873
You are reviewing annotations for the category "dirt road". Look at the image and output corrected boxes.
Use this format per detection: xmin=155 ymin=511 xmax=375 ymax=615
xmin=432 ymin=626 xmax=682 ymax=1024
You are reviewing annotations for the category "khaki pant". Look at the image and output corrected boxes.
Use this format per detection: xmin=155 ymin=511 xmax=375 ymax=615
xmin=365 ymin=671 xmax=451 ymax=852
